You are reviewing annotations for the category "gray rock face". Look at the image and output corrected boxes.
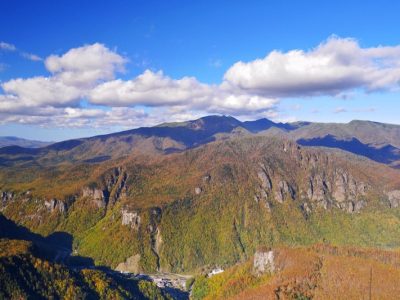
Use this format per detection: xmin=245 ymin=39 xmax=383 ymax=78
xmin=274 ymin=180 xmax=295 ymax=203
xmin=82 ymin=187 xmax=107 ymax=208
xmin=255 ymin=166 xmax=274 ymax=211
xmin=387 ymin=190 xmax=400 ymax=208
xmin=82 ymin=168 xmax=128 ymax=208
xmin=308 ymin=174 xmax=330 ymax=204
xmin=256 ymin=148 xmax=372 ymax=214
xmin=305 ymin=168 xmax=368 ymax=213
xmin=257 ymin=170 xmax=272 ymax=190
xmin=121 ymin=209 xmax=141 ymax=229
xmin=44 ymin=198 xmax=67 ymax=213
xmin=253 ymin=250 xmax=275 ymax=275
xmin=104 ymin=167 xmax=128 ymax=205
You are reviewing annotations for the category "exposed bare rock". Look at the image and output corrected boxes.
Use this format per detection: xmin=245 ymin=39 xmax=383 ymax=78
xmin=82 ymin=186 xmax=106 ymax=208
xmin=121 ymin=209 xmax=141 ymax=229
xmin=115 ymin=254 xmax=141 ymax=274
xmin=81 ymin=168 xmax=128 ymax=209
xmin=254 ymin=249 xmax=275 ymax=275
xmin=304 ymin=168 xmax=369 ymax=212
xmin=257 ymin=170 xmax=272 ymax=190
xmin=308 ymin=174 xmax=330 ymax=203
xmin=332 ymin=169 xmax=368 ymax=204
xmin=106 ymin=167 xmax=128 ymax=205
xmin=333 ymin=174 xmax=347 ymax=202
xmin=44 ymin=198 xmax=67 ymax=213
xmin=194 ymin=187 xmax=202 ymax=195
xmin=387 ymin=190 xmax=400 ymax=208
xmin=274 ymin=180 xmax=295 ymax=203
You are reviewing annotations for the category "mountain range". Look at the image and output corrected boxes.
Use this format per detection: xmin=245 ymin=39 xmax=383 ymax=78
xmin=1 ymin=115 xmax=400 ymax=299
xmin=1 ymin=115 xmax=400 ymax=168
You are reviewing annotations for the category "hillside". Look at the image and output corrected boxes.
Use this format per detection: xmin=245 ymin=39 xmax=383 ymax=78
xmin=2 ymin=135 xmax=400 ymax=276
xmin=0 ymin=239 xmax=170 ymax=299
xmin=191 ymin=244 xmax=400 ymax=299
xmin=2 ymin=117 xmax=400 ymax=299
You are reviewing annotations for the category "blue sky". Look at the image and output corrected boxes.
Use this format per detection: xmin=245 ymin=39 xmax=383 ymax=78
xmin=1 ymin=0 xmax=400 ymax=141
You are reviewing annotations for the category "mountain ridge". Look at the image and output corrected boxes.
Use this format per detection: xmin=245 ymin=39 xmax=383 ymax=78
xmin=1 ymin=115 xmax=400 ymax=168
xmin=0 ymin=136 xmax=52 ymax=148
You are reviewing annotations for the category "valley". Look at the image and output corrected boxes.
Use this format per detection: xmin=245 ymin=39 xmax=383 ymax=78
xmin=1 ymin=116 xmax=400 ymax=299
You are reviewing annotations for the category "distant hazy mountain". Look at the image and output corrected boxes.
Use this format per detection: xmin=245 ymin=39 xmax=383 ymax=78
xmin=0 ymin=136 xmax=51 ymax=148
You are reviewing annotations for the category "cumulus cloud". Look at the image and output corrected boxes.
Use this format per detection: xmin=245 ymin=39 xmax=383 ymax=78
xmin=90 ymin=70 xmax=212 ymax=107
xmin=0 ymin=105 xmax=151 ymax=129
xmin=1 ymin=37 xmax=400 ymax=129
xmin=0 ymin=44 xmax=127 ymax=115
xmin=45 ymin=43 xmax=126 ymax=87
xmin=90 ymin=69 xmax=277 ymax=116
xmin=224 ymin=36 xmax=400 ymax=97
xmin=2 ymin=77 xmax=82 ymax=108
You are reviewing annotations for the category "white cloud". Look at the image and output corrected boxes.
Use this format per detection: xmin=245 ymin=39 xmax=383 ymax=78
xmin=0 ymin=42 xmax=16 ymax=51
xmin=224 ymin=36 xmax=400 ymax=97
xmin=1 ymin=42 xmax=42 ymax=62
xmin=90 ymin=70 xmax=212 ymax=107
xmin=0 ymin=44 xmax=127 ymax=115
xmin=2 ymin=77 xmax=82 ymax=107
xmin=1 ymin=37 xmax=400 ymax=129
xmin=45 ymin=43 xmax=126 ymax=87
xmin=21 ymin=52 xmax=42 ymax=61
xmin=90 ymin=69 xmax=277 ymax=116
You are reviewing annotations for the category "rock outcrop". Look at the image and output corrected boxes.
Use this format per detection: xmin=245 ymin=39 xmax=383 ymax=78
xmin=82 ymin=167 xmax=128 ymax=209
xmin=253 ymin=249 xmax=275 ymax=275
xmin=274 ymin=180 xmax=296 ymax=203
xmin=44 ymin=198 xmax=67 ymax=213
xmin=121 ymin=209 xmax=141 ymax=229
xmin=257 ymin=149 xmax=370 ymax=213
xmin=306 ymin=168 xmax=368 ymax=213
xmin=82 ymin=187 xmax=106 ymax=208
xmin=387 ymin=190 xmax=400 ymax=208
